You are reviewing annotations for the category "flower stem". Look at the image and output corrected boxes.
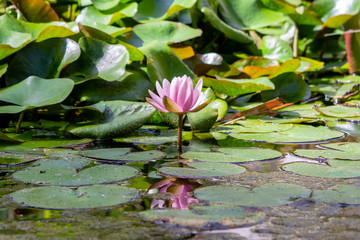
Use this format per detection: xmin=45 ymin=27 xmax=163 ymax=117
xmin=177 ymin=114 xmax=183 ymax=160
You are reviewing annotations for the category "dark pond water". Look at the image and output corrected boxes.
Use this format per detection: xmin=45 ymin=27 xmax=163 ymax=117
xmin=1 ymin=121 xmax=360 ymax=239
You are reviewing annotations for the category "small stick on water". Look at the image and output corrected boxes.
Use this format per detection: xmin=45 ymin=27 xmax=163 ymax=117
xmin=177 ymin=114 xmax=183 ymax=161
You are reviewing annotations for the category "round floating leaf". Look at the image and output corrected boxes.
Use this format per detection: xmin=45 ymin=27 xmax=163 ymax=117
xmin=11 ymin=184 xmax=139 ymax=209
xmin=13 ymin=159 xmax=139 ymax=186
xmin=214 ymin=120 xmax=293 ymax=133
xmin=294 ymin=142 xmax=360 ymax=160
xmin=282 ymin=160 xmax=360 ymax=178
xmin=312 ymin=185 xmax=360 ymax=204
xmin=141 ymin=205 xmax=266 ymax=229
xmin=314 ymin=105 xmax=360 ymax=118
xmin=260 ymin=36 xmax=293 ymax=62
xmin=159 ymin=162 xmax=246 ymax=179
xmin=230 ymin=125 xmax=344 ymax=144
xmin=81 ymin=148 xmax=165 ymax=162
xmin=181 ymin=147 xmax=282 ymax=163
xmin=195 ymin=183 xmax=311 ymax=207
xmin=0 ymin=76 xmax=74 ymax=113
xmin=0 ymin=153 xmax=42 ymax=166
xmin=115 ymin=131 xmax=193 ymax=145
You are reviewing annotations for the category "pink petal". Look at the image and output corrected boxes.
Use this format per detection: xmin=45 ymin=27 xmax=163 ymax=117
xmin=175 ymin=78 xmax=189 ymax=110
xmin=146 ymin=97 xmax=169 ymax=112
xmin=148 ymin=90 xmax=163 ymax=107
xmin=162 ymin=79 xmax=171 ymax=97
xmin=194 ymin=78 xmax=203 ymax=92
xmin=170 ymin=77 xmax=182 ymax=102
xmin=182 ymin=77 xmax=195 ymax=111
xmin=155 ymin=81 xmax=165 ymax=99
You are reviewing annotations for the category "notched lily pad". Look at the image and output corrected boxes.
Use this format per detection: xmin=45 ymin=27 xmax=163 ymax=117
xmin=115 ymin=131 xmax=193 ymax=145
xmin=213 ymin=120 xmax=293 ymax=133
xmin=10 ymin=184 xmax=139 ymax=209
xmin=230 ymin=125 xmax=344 ymax=144
xmin=159 ymin=162 xmax=246 ymax=179
xmin=181 ymin=147 xmax=282 ymax=163
xmin=294 ymin=142 xmax=360 ymax=160
xmin=195 ymin=183 xmax=311 ymax=207
xmin=313 ymin=105 xmax=360 ymax=118
xmin=13 ymin=159 xmax=139 ymax=186
xmin=141 ymin=205 xmax=266 ymax=229
xmin=282 ymin=160 xmax=360 ymax=178
xmin=312 ymin=185 xmax=360 ymax=205
xmin=81 ymin=148 xmax=165 ymax=162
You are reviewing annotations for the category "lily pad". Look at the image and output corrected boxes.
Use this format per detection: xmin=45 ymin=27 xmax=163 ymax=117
xmin=13 ymin=159 xmax=139 ymax=186
xmin=0 ymin=152 xmax=42 ymax=166
xmin=115 ymin=131 xmax=193 ymax=145
xmin=81 ymin=148 xmax=165 ymax=162
xmin=282 ymin=160 xmax=360 ymax=178
xmin=141 ymin=205 xmax=266 ymax=229
xmin=214 ymin=120 xmax=293 ymax=133
xmin=313 ymin=105 xmax=360 ymax=118
xmin=294 ymin=142 xmax=360 ymax=160
xmin=230 ymin=125 xmax=344 ymax=144
xmin=195 ymin=183 xmax=311 ymax=207
xmin=10 ymin=184 xmax=139 ymax=209
xmin=181 ymin=147 xmax=282 ymax=163
xmin=312 ymin=185 xmax=360 ymax=204
xmin=159 ymin=162 xmax=246 ymax=179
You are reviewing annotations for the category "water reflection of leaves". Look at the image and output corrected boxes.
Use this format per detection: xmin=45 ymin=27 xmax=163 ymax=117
xmin=148 ymin=178 xmax=200 ymax=210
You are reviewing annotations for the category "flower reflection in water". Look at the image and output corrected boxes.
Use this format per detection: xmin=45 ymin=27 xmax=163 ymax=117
xmin=148 ymin=178 xmax=200 ymax=210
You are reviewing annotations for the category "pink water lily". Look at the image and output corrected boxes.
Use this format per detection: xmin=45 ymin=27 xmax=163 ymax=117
xmin=146 ymin=75 xmax=210 ymax=115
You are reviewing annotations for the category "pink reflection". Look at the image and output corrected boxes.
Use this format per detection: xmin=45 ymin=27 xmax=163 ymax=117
xmin=149 ymin=179 xmax=199 ymax=210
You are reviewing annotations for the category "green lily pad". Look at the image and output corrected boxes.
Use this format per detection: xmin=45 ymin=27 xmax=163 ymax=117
xmin=81 ymin=148 xmax=165 ymax=162
xmin=312 ymin=185 xmax=360 ymax=204
xmin=294 ymin=142 xmax=360 ymax=160
xmin=313 ymin=105 xmax=360 ymax=118
xmin=10 ymin=184 xmax=139 ymax=209
xmin=214 ymin=120 xmax=293 ymax=133
xmin=158 ymin=162 xmax=246 ymax=179
xmin=13 ymin=159 xmax=139 ymax=186
xmin=230 ymin=125 xmax=344 ymax=144
xmin=115 ymin=131 xmax=193 ymax=145
xmin=141 ymin=205 xmax=266 ymax=229
xmin=0 ymin=152 xmax=42 ymax=166
xmin=195 ymin=183 xmax=311 ymax=207
xmin=282 ymin=160 xmax=360 ymax=178
xmin=181 ymin=147 xmax=282 ymax=163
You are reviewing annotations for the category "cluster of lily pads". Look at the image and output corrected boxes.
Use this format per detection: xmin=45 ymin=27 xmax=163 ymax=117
xmin=2 ymin=0 xmax=360 ymax=230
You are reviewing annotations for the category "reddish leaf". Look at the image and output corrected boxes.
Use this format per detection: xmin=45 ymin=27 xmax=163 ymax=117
xmin=11 ymin=0 xmax=59 ymax=23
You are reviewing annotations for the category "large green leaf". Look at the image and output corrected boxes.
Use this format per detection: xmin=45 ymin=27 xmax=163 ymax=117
xmin=261 ymin=72 xmax=311 ymax=102
xmin=194 ymin=183 xmax=311 ymax=207
xmin=217 ymin=0 xmax=288 ymax=29
xmin=133 ymin=0 xmax=196 ymax=22
xmin=129 ymin=21 xmax=202 ymax=47
xmin=310 ymin=0 xmax=360 ymax=28
xmin=141 ymin=205 xmax=266 ymax=229
xmin=159 ymin=162 xmax=246 ymax=178
xmin=69 ymin=101 xmax=156 ymax=139
xmin=11 ymin=0 xmax=59 ymax=23
xmin=11 ymin=184 xmax=139 ymax=209
xmin=71 ymin=70 xmax=153 ymax=104
xmin=260 ymin=36 xmax=293 ymax=62
xmin=64 ymin=37 xmax=129 ymax=82
xmin=202 ymin=76 xmax=274 ymax=97
xmin=230 ymin=125 xmax=344 ymax=144
xmin=140 ymin=41 xmax=196 ymax=84
xmin=0 ymin=76 xmax=74 ymax=113
xmin=200 ymin=0 xmax=255 ymax=45
xmin=91 ymin=0 xmax=121 ymax=10
xmin=312 ymin=185 xmax=360 ymax=204
xmin=282 ymin=160 xmax=360 ymax=178
xmin=294 ymin=142 xmax=360 ymax=160
xmin=13 ymin=159 xmax=139 ymax=186
xmin=5 ymin=38 xmax=80 ymax=86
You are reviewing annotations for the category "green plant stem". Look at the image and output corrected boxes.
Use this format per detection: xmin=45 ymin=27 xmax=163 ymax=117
xmin=16 ymin=111 xmax=25 ymax=133
xmin=177 ymin=114 xmax=184 ymax=160
xmin=293 ymin=26 xmax=299 ymax=57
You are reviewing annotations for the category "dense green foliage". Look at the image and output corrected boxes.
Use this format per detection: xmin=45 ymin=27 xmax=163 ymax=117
xmin=1 ymin=0 xmax=360 ymax=138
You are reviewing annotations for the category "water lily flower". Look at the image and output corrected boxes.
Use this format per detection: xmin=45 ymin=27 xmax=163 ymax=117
xmin=146 ymin=75 xmax=210 ymax=115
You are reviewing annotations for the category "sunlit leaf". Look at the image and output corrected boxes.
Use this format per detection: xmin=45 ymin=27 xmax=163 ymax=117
xmin=11 ymin=0 xmax=59 ymax=23
xmin=195 ymin=183 xmax=311 ymax=207
xmin=11 ymin=184 xmax=139 ymax=209
xmin=13 ymin=159 xmax=139 ymax=186
xmin=260 ymin=36 xmax=293 ymax=62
